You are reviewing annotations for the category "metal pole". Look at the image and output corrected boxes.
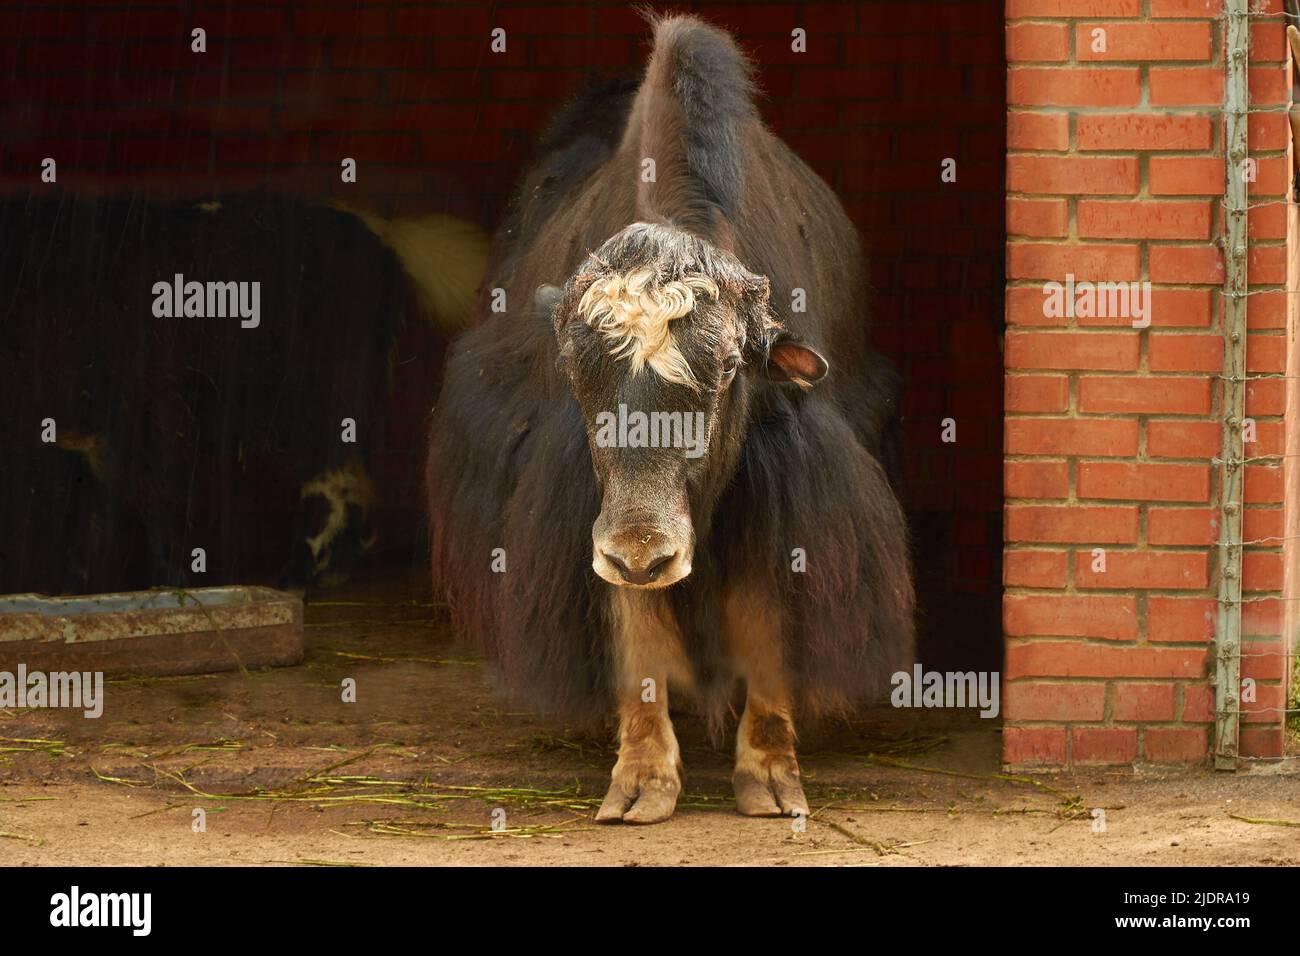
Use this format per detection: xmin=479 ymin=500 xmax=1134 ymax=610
xmin=1215 ymin=0 xmax=1249 ymax=769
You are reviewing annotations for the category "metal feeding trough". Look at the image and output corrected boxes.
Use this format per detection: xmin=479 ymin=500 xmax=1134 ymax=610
xmin=0 ymin=586 xmax=303 ymax=677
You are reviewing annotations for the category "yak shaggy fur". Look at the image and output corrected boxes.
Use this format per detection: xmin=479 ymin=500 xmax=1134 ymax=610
xmin=427 ymin=14 xmax=915 ymax=737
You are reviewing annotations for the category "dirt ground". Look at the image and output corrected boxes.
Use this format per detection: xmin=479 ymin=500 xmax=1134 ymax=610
xmin=2 ymin=569 xmax=1298 ymax=867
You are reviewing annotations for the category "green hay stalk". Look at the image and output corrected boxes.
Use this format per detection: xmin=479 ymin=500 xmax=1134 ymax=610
xmin=1229 ymin=813 xmax=1300 ymax=827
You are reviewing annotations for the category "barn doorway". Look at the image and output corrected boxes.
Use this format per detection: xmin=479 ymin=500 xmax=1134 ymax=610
xmin=0 ymin=0 xmax=1008 ymax=714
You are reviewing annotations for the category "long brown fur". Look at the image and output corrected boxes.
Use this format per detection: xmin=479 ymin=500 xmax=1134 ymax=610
xmin=427 ymin=14 xmax=914 ymax=735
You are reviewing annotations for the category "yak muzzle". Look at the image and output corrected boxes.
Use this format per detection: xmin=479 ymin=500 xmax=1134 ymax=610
xmin=592 ymin=523 xmax=692 ymax=588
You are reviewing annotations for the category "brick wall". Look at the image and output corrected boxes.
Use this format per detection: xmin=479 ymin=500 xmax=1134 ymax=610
xmin=0 ymin=1 xmax=1008 ymax=671
xmin=1004 ymin=0 xmax=1291 ymax=766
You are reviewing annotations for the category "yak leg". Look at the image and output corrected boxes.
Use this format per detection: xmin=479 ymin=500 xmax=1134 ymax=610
xmin=724 ymin=585 xmax=809 ymax=818
xmin=595 ymin=589 xmax=691 ymax=825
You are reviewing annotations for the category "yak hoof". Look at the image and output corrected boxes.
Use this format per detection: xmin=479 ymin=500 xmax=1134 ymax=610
xmin=595 ymin=774 xmax=680 ymax=825
xmin=733 ymin=767 xmax=809 ymax=819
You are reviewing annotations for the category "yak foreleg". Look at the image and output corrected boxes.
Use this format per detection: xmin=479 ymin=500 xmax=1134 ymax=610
xmin=595 ymin=589 xmax=690 ymax=825
xmin=724 ymin=584 xmax=809 ymax=819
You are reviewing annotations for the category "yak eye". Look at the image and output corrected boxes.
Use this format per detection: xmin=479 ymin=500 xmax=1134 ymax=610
xmin=722 ymin=353 xmax=741 ymax=380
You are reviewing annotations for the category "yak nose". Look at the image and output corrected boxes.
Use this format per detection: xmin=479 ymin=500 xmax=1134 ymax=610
xmin=600 ymin=529 xmax=677 ymax=585
xmin=603 ymin=547 xmax=676 ymax=585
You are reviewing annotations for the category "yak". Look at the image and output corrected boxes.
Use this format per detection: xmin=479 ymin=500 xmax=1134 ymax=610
xmin=427 ymin=14 xmax=914 ymax=824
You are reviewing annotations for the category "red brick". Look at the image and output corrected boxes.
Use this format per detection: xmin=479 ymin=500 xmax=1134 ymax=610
xmin=1074 ymin=550 xmax=1208 ymax=589
xmin=1147 ymin=421 xmax=1220 ymax=459
xmin=226 ymin=40 xmax=328 ymax=71
xmin=1006 ymin=461 xmax=1071 ymax=499
xmin=1242 ymin=639 xmax=1287 ymax=679
xmin=1076 ymin=114 xmax=1212 ymax=151
xmin=279 ymin=72 xmax=380 ymax=103
xmin=1008 ymin=68 xmax=1141 ymax=107
xmin=331 ymin=40 xmax=431 ymax=70
xmin=1002 ymin=727 xmax=1068 ymax=767
xmin=1248 ymin=204 xmax=1288 ymax=242
xmin=1251 ymin=21 xmax=1288 ymax=62
xmin=1004 ymin=682 xmax=1106 ymax=721
xmin=1005 ymin=595 xmax=1138 ymax=639
xmin=1148 ymin=507 xmax=1218 ymax=545
xmin=1006 ymin=641 xmax=1208 ymax=679
xmin=1150 ymin=0 xmax=1221 ymax=14
xmin=1149 ymin=68 xmax=1221 ymax=106
xmin=1147 ymin=334 xmax=1222 ymax=373
xmin=1248 ymin=112 xmax=1289 ymax=151
xmin=1249 ymin=67 xmax=1289 ymax=106
xmin=1007 ymin=155 xmax=1139 ymax=195
xmin=1007 ymin=244 xmax=1140 ymax=281
xmin=497 ymin=5 xmax=597 ymax=34
xmin=843 ymin=36 xmax=944 ymax=64
xmin=1144 ymin=728 xmax=1208 ymax=762
xmin=1243 ymin=550 xmax=1283 ymax=591
xmin=1240 ymin=726 xmax=1285 ymax=759
xmin=1007 ymin=23 xmax=1069 ymax=61
xmin=1243 ymin=507 xmax=1283 ymax=543
xmin=1077 ymin=461 xmax=1210 ymax=502
xmin=1077 ymin=288 xmax=1212 ymax=329
xmin=1006 ymin=505 xmax=1139 ymax=544
xmin=1246 ymin=159 xmax=1291 ymax=199
xmin=1008 ymin=198 xmax=1068 ymax=238
xmin=1008 ymin=112 xmax=1069 ymax=151
xmin=1245 ymin=466 xmax=1284 ymax=506
xmin=797 ymin=67 xmax=895 ymax=99
xmin=1006 ymin=418 xmax=1138 ymax=456
xmin=802 ymin=3 xmax=857 ymax=32
xmin=1183 ymin=683 xmax=1215 ymax=722
xmin=1243 ymin=597 xmax=1284 ymax=636
xmin=1006 ymin=375 xmax=1070 ymax=412
xmin=1242 ymin=682 xmax=1287 ymax=723
xmin=1149 ymin=157 xmax=1220 ymax=196
xmin=214 ymin=135 xmax=312 ymax=165
xmin=1075 ymin=22 xmax=1211 ymax=61
xmin=1073 ymin=727 xmax=1138 ymax=764
xmin=1007 ymin=0 xmax=1141 ymax=14
xmin=1005 ymin=332 xmax=1139 ymax=370
xmin=1148 ymin=245 xmax=1223 ymax=284
xmin=1005 ymin=286 xmax=1064 ymax=327
xmin=1247 ymin=334 xmax=1286 ymax=375
xmin=313 ymin=134 xmax=418 ymax=164
xmin=1247 ymin=291 xmax=1287 ymax=330
xmin=292 ymin=8 xmax=389 ymax=37
xmin=1004 ymin=549 xmax=1070 ymax=588
xmin=0 ymin=9 xmax=185 ymax=38
xmin=1071 ymin=377 xmax=1211 ymax=416
xmin=1112 ymin=682 xmax=1177 ymax=721
xmin=490 ymin=70 xmax=584 ymax=100
xmin=1077 ymin=200 xmax=1211 ymax=239
xmin=1248 ymin=246 xmax=1288 ymax=286
xmin=112 ymin=136 xmax=211 ymax=170
xmin=1148 ymin=596 xmax=1216 ymax=643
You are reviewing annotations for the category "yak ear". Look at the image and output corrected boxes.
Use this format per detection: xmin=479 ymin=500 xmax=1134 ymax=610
xmin=766 ymin=334 xmax=829 ymax=389
xmin=534 ymin=284 xmax=564 ymax=324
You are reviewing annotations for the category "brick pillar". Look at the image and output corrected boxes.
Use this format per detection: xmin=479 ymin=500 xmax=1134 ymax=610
xmin=1004 ymin=0 xmax=1291 ymax=767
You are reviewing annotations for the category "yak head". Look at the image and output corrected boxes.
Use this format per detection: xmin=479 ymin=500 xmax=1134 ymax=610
xmin=543 ymin=221 xmax=827 ymax=589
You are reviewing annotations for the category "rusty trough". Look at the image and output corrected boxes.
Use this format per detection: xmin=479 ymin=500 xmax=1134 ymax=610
xmin=0 ymin=587 xmax=303 ymax=677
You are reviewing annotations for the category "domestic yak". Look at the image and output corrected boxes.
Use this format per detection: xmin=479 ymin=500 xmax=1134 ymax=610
xmin=427 ymin=15 xmax=914 ymax=824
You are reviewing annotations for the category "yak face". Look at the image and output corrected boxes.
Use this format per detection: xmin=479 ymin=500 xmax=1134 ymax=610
xmin=547 ymin=222 xmax=828 ymax=589
xmin=289 ymin=458 xmax=379 ymax=588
